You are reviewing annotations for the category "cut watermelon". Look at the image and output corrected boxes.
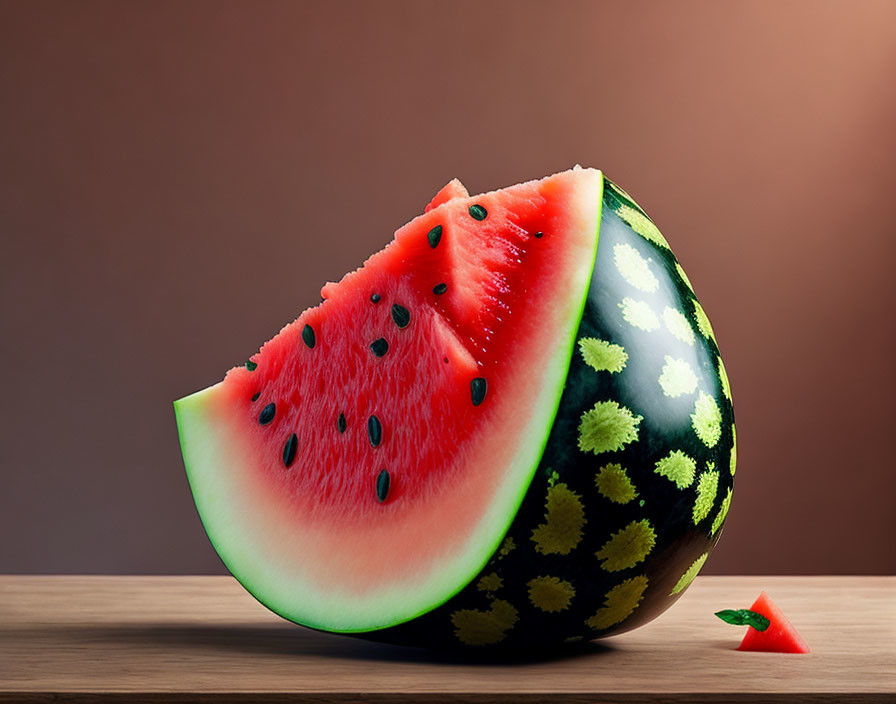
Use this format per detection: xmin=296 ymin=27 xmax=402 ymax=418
xmin=175 ymin=168 xmax=736 ymax=648
xmin=737 ymin=592 xmax=810 ymax=654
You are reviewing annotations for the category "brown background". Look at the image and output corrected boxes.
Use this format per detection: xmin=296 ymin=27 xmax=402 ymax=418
xmin=1 ymin=1 xmax=894 ymax=576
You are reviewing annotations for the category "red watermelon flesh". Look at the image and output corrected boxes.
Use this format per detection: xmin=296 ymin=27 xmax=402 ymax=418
xmin=174 ymin=168 xmax=603 ymax=632
xmin=425 ymin=178 xmax=469 ymax=212
xmin=738 ymin=591 xmax=810 ymax=653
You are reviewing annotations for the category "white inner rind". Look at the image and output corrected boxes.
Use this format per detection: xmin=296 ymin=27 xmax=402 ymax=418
xmin=173 ymin=169 xmax=604 ymax=632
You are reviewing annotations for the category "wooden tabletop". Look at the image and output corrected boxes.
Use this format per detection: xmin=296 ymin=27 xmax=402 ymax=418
xmin=1 ymin=575 xmax=893 ymax=703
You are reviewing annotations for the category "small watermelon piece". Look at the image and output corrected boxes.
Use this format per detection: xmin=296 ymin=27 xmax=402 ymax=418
xmin=736 ymin=592 xmax=810 ymax=653
xmin=175 ymin=168 xmax=737 ymax=649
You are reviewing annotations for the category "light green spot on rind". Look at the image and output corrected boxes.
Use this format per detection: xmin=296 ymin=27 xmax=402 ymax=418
xmin=613 ymin=243 xmax=658 ymax=292
xmin=531 ymin=483 xmax=586 ymax=556
xmin=692 ymin=299 xmax=715 ymax=340
xmin=711 ymin=488 xmax=733 ymax=535
xmin=718 ymin=356 xmax=732 ymax=400
xmin=675 ymin=260 xmax=695 ymax=294
xmin=654 ymin=450 xmax=697 ymax=488
xmin=578 ymin=337 xmax=628 ymax=373
xmin=618 ymin=297 xmax=660 ymax=332
xmin=595 ymin=463 xmax=637 ymax=504
xmin=617 ymin=204 xmax=670 ymax=249
xmin=663 ymin=306 xmax=695 ymax=346
xmin=730 ymin=426 xmax=737 ymax=476
xmin=527 ymin=576 xmax=575 ymax=613
xmin=659 ymin=356 xmax=698 ymax=398
xmin=693 ymin=469 xmax=720 ymax=524
xmin=578 ymin=401 xmax=643 ymax=454
xmin=691 ymin=392 xmax=722 ymax=447
xmin=498 ymin=536 xmax=516 ymax=557
xmin=586 ymin=575 xmax=649 ymax=630
xmin=595 ymin=519 xmax=656 ymax=572
xmin=670 ymin=553 xmax=708 ymax=595
xmin=452 ymin=599 xmax=518 ymax=646
xmin=477 ymin=572 xmax=503 ymax=592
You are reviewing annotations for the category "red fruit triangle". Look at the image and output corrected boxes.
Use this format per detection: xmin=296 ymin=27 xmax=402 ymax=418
xmin=424 ymin=178 xmax=469 ymax=212
xmin=738 ymin=591 xmax=810 ymax=653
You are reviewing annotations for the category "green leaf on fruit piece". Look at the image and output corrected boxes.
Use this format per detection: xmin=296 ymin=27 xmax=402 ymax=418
xmin=715 ymin=608 xmax=770 ymax=631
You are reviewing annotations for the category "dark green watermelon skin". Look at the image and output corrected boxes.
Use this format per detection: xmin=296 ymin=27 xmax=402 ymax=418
xmin=356 ymin=179 xmax=736 ymax=650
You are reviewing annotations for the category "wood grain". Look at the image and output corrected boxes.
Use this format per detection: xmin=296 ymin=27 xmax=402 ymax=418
xmin=0 ymin=576 xmax=893 ymax=703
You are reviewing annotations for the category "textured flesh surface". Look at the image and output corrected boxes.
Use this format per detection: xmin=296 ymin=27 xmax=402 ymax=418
xmin=425 ymin=178 xmax=469 ymax=212
xmin=363 ymin=180 xmax=736 ymax=649
xmin=175 ymin=169 xmax=603 ymax=631
xmin=738 ymin=591 xmax=810 ymax=653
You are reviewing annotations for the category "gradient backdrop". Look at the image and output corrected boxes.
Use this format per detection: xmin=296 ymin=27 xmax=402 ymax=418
xmin=2 ymin=1 xmax=894 ymax=575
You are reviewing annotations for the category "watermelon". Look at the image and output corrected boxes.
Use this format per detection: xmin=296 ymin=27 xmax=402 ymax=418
xmin=737 ymin=592 xmax=810 ymax=654
xmin=174 ymin=168 xmax=736 ymax=649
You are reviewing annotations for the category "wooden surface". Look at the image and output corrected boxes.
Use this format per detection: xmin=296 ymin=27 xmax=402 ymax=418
xmin=1 ymin=576 xmax=893 ymax=703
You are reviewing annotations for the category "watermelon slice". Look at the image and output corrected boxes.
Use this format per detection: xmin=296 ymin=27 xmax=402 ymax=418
xmin=737 ymin=591 xmax=810 ymax=653
xmin=176 ymin=169 xmax=602 ymax=631
xmin=175 ymin=168 xmax=737 ymax=648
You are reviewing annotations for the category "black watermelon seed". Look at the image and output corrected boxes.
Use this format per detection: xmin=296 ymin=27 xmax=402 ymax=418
xmin=370 ymin=293 xmax=381 ymax=303
xmin=469 ymin=204 xmax=487 ymax=221
xmin=391 ymin=303 xmax=410 ymax=329
xmin=283 ymin=433 xmax=298 ymax=468
xmin=250 ymin=392 xmax=260 ymax=402
xmin=368 ymin=415 xmax=383 ymax=447
xmin=432 ymin=282 xmax=448 ymax=295
xmin=259 ymin=403 xmax=276 ymax=425
xmin=337 ymin=412 xmax=347 ymax=434
xmin=427 ymin=224 xmax=443 ymax=249
xmin=370 ymin=338 xmax=389 ymax=357
xmin=376 ymin=469 xmax=390 ymax=503
xmin=533 ymin=231 xmax=544 ymax=238
xmin=245 ymin=360 xmax=257 ymax=371
xmin=471 ymin=377 xmax=487 ymax=406
xmin=302 ymin=324 xmax=316 ymax=349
